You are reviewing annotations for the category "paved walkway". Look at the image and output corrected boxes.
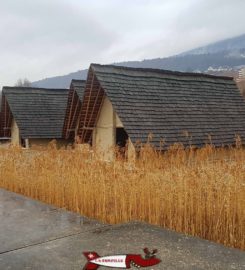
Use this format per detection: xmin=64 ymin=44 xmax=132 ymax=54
xmin=0 ymin=188 xmax=244 ymax=269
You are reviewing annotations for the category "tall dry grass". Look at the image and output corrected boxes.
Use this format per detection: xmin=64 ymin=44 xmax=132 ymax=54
xmin=0 ymin=143 xmax=244 ymax=250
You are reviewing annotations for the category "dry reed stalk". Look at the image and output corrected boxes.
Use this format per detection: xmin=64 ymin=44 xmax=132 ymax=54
xmin=0 ymin=143 xmax=244 ymax=250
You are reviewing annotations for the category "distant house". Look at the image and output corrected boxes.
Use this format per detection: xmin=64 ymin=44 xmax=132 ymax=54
xmin=67 ymin=64 xmax=245 ymax=160
xmin=63 ymin=80 xmax=86 ymax=141
xmin=237 ymin=68 xmax=245 ymax=82
xmin=0 ymin=87 xmax=69 ymax=148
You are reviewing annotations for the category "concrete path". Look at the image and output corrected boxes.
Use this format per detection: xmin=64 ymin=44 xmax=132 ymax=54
xmin=0 ymin=189 xmax=244 ymax=270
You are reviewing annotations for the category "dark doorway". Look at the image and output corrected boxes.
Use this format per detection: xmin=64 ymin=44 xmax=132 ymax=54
xmin=21 ymin=138 xmax=25 ymax=148
xmin=116 ymin=128 xmax=128 ymax=158
xmin=116 ymin=128 xmax=128 ymax=147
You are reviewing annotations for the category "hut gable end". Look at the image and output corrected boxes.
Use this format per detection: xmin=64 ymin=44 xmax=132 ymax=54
xmin=63 ymin=80 xmax=86 ymax=139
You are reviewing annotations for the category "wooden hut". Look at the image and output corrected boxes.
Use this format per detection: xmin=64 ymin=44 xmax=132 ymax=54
xmin=0 ymin=86 xmax=69 ymax=148
xmin=72 ymin=64 xmax=245 ymax=160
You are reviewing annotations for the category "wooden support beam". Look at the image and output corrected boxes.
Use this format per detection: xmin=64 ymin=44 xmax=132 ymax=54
xmin=82 ymin=127 xmax=94 ymax=130
xmin=83 ymin=86 xmax=102 ymax=140
xmin=70 ymin=95 xmax=80 ymax=135
xmin=4 ymin=97 xmax=7 ymax=136
xmin=94 ymin=93 xmax=105 ymax=133
xmin=81 ymin=73 xmax=94 ymax=142
xmin=65 ymin=89 xmax=76 ymax=139
xmin=3 ymin=98 xmax=12 ymax=138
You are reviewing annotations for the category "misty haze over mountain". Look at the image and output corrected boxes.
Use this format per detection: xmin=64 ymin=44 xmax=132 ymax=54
xmin=33 ymin=33 xmax=245 ymax=89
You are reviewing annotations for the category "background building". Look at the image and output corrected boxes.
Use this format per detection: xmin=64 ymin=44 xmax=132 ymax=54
xmin=0 ymin=87 xmax=69 ymax=148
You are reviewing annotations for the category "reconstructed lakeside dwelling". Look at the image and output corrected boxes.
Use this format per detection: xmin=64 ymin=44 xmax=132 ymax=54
xmin=63 ymin=64 xmax=245 ymax=160
xmin=0 ymin=87 xmax=69 ymax=148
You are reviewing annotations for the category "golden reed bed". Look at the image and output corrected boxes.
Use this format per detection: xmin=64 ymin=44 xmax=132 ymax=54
xmin=0 ymin=143 xmax=244 ymax=250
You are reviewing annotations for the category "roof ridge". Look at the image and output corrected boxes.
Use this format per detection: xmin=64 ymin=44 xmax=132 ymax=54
xmin=2 ymin=86 xmax=68 ymax=91
xmin=90 ymin=63 xmax=234 ymax=81
xmin=71 ymin=79 xmax=86 ymax=83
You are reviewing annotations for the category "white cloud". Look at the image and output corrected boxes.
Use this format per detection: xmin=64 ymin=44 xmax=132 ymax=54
xmin=0 ymin=0 xmax=244 ymax=87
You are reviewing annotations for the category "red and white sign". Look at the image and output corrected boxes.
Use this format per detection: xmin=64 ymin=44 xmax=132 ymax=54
xmin=83 ymin=248 xmax=161 ymax=269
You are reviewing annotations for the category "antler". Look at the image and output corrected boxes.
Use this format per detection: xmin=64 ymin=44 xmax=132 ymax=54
xmin=143 ymin=248 xmax=158 ymax=259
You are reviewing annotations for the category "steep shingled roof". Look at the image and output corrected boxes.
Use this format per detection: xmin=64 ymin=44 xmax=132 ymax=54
xmin=79 ymin=64 xmax=245 ymax=148
xmin=1 ymin=87 xmax=68 ymax=139
xmin=70 ymin=79 xmax=86 ymax=100
xmin=62 ymin=80 xmax=86 ymax=139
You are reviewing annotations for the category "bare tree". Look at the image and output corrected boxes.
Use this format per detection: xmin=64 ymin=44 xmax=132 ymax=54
xmin=15 ymin=78 xmax=32 ymax=87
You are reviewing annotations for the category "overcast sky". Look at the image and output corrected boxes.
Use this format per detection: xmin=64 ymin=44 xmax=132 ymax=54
xmin=0 ymin=0 xmax=245 ymax=87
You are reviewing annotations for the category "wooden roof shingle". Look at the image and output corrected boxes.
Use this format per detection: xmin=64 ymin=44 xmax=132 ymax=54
xmin=70 ymin=79 xmax=86 ymax=101
xmin=1 ymin=87 xmax=69 ymax=139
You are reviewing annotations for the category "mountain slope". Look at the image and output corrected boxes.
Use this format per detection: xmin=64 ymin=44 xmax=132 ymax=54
xmin=33 ymin=33 xmax=245 ymax=88
xmin=33 ymin=70 xmax=87 ymax=89
xmin=182 ymin=34 xmax=245 ymax=55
